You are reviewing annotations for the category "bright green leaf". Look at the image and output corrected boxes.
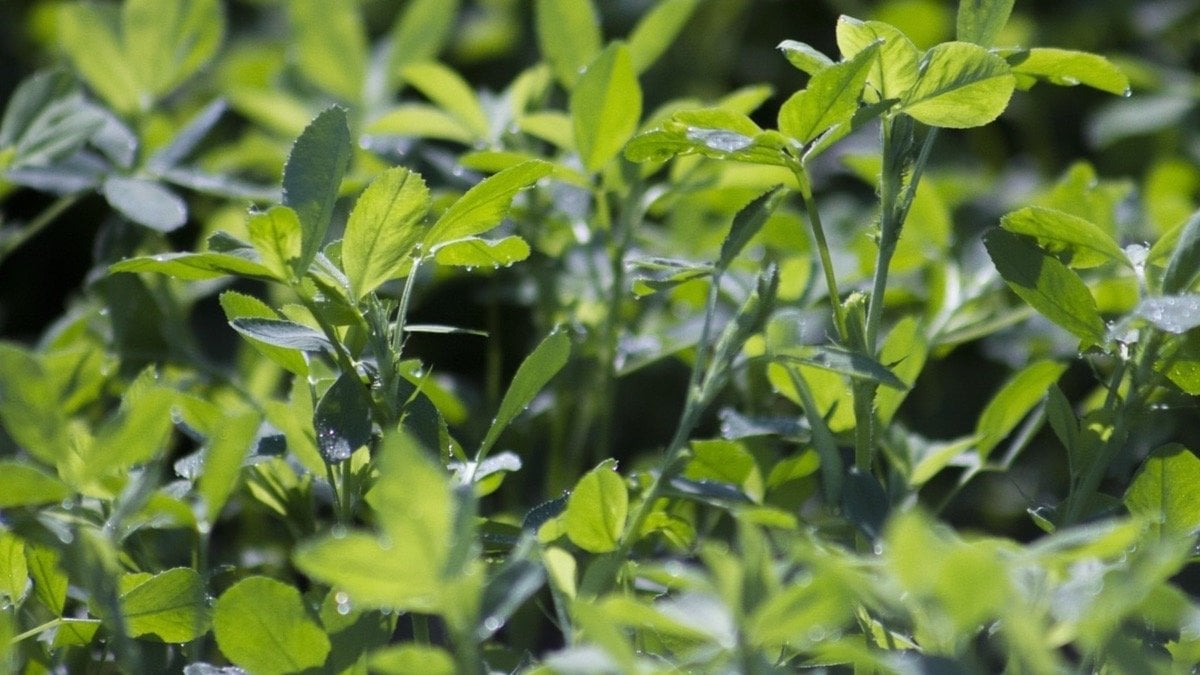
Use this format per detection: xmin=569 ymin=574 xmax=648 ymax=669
xmin=197 ymin=410 xmax=260 ymax=522
xmin=426 ymin=160 xmax=551 ymax=246
xmin=956 ymin=0 xmax=1014 ymax=47
xmin=565 ymin=459 xmax=628 ymax=553
xmin=247 ymin=205 xmax=303 ymax=281
xmin=718 ymin=186 xmax=786 ymax=270
xmin=57 ymin=4 xmax=139 ymax=114
xmin=0 ymin=344 xmax=68 ymax=466
xmin=114 ymin=568 xmax=209 ymax=643
xmin=433 ymin=235 xmax=531 ymax=268
xmin=1009 ymin=48 xmax=1129 ymax=96
xmin=85 ymin=373 xmax=176 ymax=479
xmin=366 ymin=104 xmax=477 ymax=144
xmin=902 ymin=41 xmax=1015 ymax=128
xmin=284 ymin=107 xmax=353 ymax=273
xmin=213 ymin=576 xmax=330 ymax=675
xmin=836 ymin=17 xmax=919 ymax=101
xmin=975 ymin=360 xmax=1068 ymax=461
xmin=27 ymin=545 xmax=67 ymax=615
xmin=0 ymin=534 xmax=27 ymax=606
xmin=402 ymin=62 xmax=489 ymax=140
xmin=627 ymin=0 xmax=699 ymax=73
xmin=535 ymin=0 xmax=602 ymax=89
xmin=774 ymin=346 xmax=909 ymax=390
xmin=0 ymin=461 xmax=70 ymax=507
xmin=343 ymin=166 xmax=431 ymax=300
xmin=370 ymin=644 xmax=456 ymax=675
xmin=289 ymin=0 xmax=367 ymax=102
xmin=123 ymin=0 xmax=224 ymax=101
xmin=777 ymin=40 xmax=834 ymax=77
xmin=571 ymin=43 xmax=642 ymax=173
xmin=685 ymin=440 xmax=763 ymax=502
xmin=984 ymin=229 xmax=1106 ymax=346
xmin=389 ymin=0 xmax=460 ymax=76
xmin=51 ymin=619 xmax=100 ymax=648
xmin=779 ymin=42 xmax=879 ymax=143
xmin=1126 ymin=444 xmax=1200 ymax=539
xmin=875 ymin=317 xmax=928 ymax=425
xmin=1001 ymin=206 xmax=1128 ymax=269
xmin=479 ymin=328 xmax=571 ymax=457
xmin=110 ymin=251 xmax=276 ymax=281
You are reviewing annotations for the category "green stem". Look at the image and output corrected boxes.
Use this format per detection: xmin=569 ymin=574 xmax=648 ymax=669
xmin=9 ymin=618 xmax=62 ymax=644
xmin=0 ymin=193 xmax=81 ymax=267
xmin=791 ymin=164 xmax=848 ymax=340
xmin=411 ymin=614 xmax=431 ymax=644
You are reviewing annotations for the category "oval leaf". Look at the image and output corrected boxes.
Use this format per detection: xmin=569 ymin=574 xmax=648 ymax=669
xmin=565 ymin=459 xmax=628 ymax=553
xmin=313 ymin=372 xmax=374 ymax=463
xmin=975 ymin=360 xmax=1068 ymax=461
xmin=571 ymin=43 xmax=643 ymax=173
xmin=779 ymin=41 xmax=879 ymax=144
xmin=902 ymin=41 xmax=1015 ymax=129
xmin=956 ymin=0 xmax=1014 ymax=47
xmin=0 ymin=461 xmax=70 ymax=507
xmin=1009 ymin=48 xmax=1129 ymax=96
xmin=1000 ymin=206 xmax=1128 ymax=269
xmin=115 ymin=568 xmax=209 ymax=643
xmin=426 ymin=160 xmax=551 ymax=246
xmin=229 ymin=317 xmax=332 ymax=352
xmin=433 ymin=235 xmax=530 ymax=269
xmin=835 ymin=17 xmax=919 ymax=101
xmin=213 ymin=576 xmax=330 ymax=675
xmin=102 ymin=176 xmax=187 ymax=232
xmin=343 ymin=167 xmax=431 ymax=300
xmin=535 ymin=0 xmax=602 ymax=89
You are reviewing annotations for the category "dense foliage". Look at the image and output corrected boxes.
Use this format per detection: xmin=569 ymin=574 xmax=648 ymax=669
xmin=1 ymin=0 xmax=1199 ymax=672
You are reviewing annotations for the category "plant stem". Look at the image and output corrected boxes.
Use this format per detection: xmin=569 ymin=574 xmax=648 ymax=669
xmin=791 ymin=164 xmax=848 ymax=340
xmin=0 ymin=193 xmax=81 ymax=267
xmin=9 ymin=618 xmax=62 ymax=644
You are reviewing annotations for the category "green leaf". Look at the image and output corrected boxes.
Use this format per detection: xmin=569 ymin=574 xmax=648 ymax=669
xmin=1163 ymin=209 xmax=1200 ymax=294
xmin=774 ymin=347 xmax=909 ymax=390
xmin=113 ymin=568 xmax=209 ymax=643
xmin=213 ymin=576 xmax=330 ymax=675
xmin=426 ymin=160 xmax=551 ymax=246
xmin=0 ymin=69 xmax=73 ymax=148
xmin=229 ymin=317 xmax=332 ymax=352
xmin=778 ymin=42 xmax=879 ymax=144
xmin=343 ymin=166 xmax=431 ymax=300
xmin=388 ymin=0 xmax=460 ymax=76
xmin=110 ymin=251 xmax=276 ymax=281
xmin=1046 ymin=384 xmax=1079 ymax=468
xmin=284 ymin=107 xmax=353 ymax=274
xmin=1 ymin=72 xmax=106 ymax=169
xmin=366 ymin=104 xmax=476 ymax=144
xmin=627 ymin=0 xmax=699 ymax=73
xmin=370 ymin=644 xmax=456 ymax=675
xmin=984 ymin=229 xmax=1106 ymax=346
xmin=1000 ymin=206 xmax=1128 ymax=269
xmin=0 ymin=461 xmax=70 ymax=507
xmin=718 ymin=186 xmax=786 ymax=270
xmin=1009 ymin=48 xmax=1130 ymax=96
xmin=313 ymin=372 xmax=373 ymax=463
xmin=0 ymin=533 xmax=27 ymax=606
xmin=85 ymin=373 xmax=176 ymax=479
xmin=875 ymin=316 xmax=928 ymax=425
xmin=535 ymin=0 xmax=602 ymax=89
xmin=219 ymin=292 xmax=307 ymax=375
xmin=835 ymin=17 xmax=919 ymax=101
xmin=571 ymin=43 xmax=642 ymax=173
xmin=479 ymin=328 xmax=571 ymax=457
xmin=289 ymin=0 xmax=367 ymax=102
xmin=402 ymin=62 xmax=489 ymax=141
xmin=1134 ymin=295 xmax=1200 ymax=335
xmin=56 ymin=4 xmax=138 ymax=114
xmin=102 ymin=176 xmax=187 ymax=232
xmin=902 ymin=41 xmax=1015 ymax=128
xmin=0 ymin=344 xmax=68 ymax=466
xmin=197 ymin=410 xmax=260 ymax=522
xmin=247 ymin=206 xmax=303 ymax=281
xmin=777 ymin=40 xmax=834 ymax=77
xmin=123 ymin=0 xmax=224 ymax=101
xmin=956 ymin=0 xmax=1014 ymax=47
xmin=685 ymin=440 xmax=763 ymax=502
xmin=565 ymin=459 xmax=628 ymax=553
xmin=51 ymin=619 xmax=100 ymax=648
xmin=975 ymin=360 xmax=1068 ymax=461
xmin=433 ymin=235 xmax=531 ymax=268
xmin=1125 ymin=444 xmax=1200 ymax=539
xmin=27 ymin=545 xmax=66 ymax=615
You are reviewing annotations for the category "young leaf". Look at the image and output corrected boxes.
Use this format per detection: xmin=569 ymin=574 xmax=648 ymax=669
xmin=1000 ymin=206 xmax=1128 ymax=269
xmin=433 ymin=235 xmax=531 ymax=268
xmin=56 ymin=3 xmax=139 ymax=114
xmin=114 ymin=568 xmax=209 ymax=643
xmin=197 ymin=410 xmax=261 ymax=522
xmin=2 ymin=80 xmax=106 ymax=169
xmin=956 ymin=0 xmax=1015 ymax=47
xmin=479 ymin=328 xmax=571 ymax=457
xmin=289 ymin=0 xmax=367 ymax=102
xmin=425 ymin=160 xmax=551 ymax=246
xmin=102 ymin=176 xmax=187 ymax=232
xmin=402 ymin=62 xmax=490 ymax=141
xmin=565 ymin=459 xmax=628 ymax=553
xmin=1125 ymin=444 xmax=1200 ymax=539
xmin=0 ymin=344 xmax=68 ymax=467
xmin=1009 ymin=48 xmax=1130 ymax=96
xmin=229 ymin=318 xmax=332 ymax=352
xmin=0 ymin=461 xmax=70 ymax=507
xmin=778 ymin=42 xmax=880 ymax=144
xmin=717 ymin=186 xmax=786 ymax=270
xmin=313 ymin=372 xmax=374 ymax=463
xmin=84 ymin=373 xmax=175 ymax=479
xmin=122 ymin=0 xmax=223 ymax=102
xmin=342 ymin=167 xmax=431 ymax=300
xmin=902 ymin=42 xmax=1016 ymax=129
xmin=388 ymin=0 xmax=460 ymax=76
xmin=777 ymin=40 xmax=834 ymax=77
xmin=535 ymin=0 xmax=602 ymax=89
xmin=110 ymin=251 xmax=275 ymax=281
xmin=571 ymin=43 xmax=642 ymax=173
xmin=247 ymin=206 xmax=303 ymax=281
xmin=1162 ymin=209 xmax=1200 ymax=294
xmin=627 ymin=0 xmax=699 ymax=73
xmin=213 ymin=577 xmax=331 ymax=674
xmin=370 ymin=645 xmax=456 ymax=675
xmin=835 ymin=17 xmax=919 ymax=101
xmin=284 ymin=107 xmax=353 ymax=274
xmin=974 ymin=360 xmax=1067 ymax=461
xmin=774 ymin=347 xmax=909 ymax=391
xmin=984 ymin=229 xmax=1106 ymax=346
xmin=875 ymin=316 xmax=928 ymax=425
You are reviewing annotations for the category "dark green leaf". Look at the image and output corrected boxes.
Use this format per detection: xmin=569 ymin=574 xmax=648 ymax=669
xmin=102 ymin=176 xmax=187 ymax=232
xmin=984 ymin=229 xmax=1106 ymax=345
xmin=313 ymin=372 xmax=373 ymax=463
xmin=284 ymin=107 xmax=353 ymax=273
xmin=718 ymin=186 xmax=786 ymax=270
xmin=343 ymin=166 xmax=430 ymax=299
xmin=5 ymin=85 xmax=106 ymax=169
xmin=956 ymin=0 xmax=1015 ymax=47
xmin=1163 ymin=209 xmax=1200 ymax=294
xmin=571 ymin=43 xmax=643 ymax=173
xmin=479 ymin=328 xmax=571 ymax=456
xmin=778 ymin=42 xmax=879 ymax=143
xmin=229 ymin=318 xmax=332 ymax=352
xmin=476 ymin=539 xmax=545 ymax=640
xmin=902 ymin=41 xmax=1015 ymax=128
xmin=841 ymin=468 xmax=888 ymax=540
xmin=213 ymin=576 xmax=330 ymax=674
xmin=535 ymin=0 xmax=602 ymax=89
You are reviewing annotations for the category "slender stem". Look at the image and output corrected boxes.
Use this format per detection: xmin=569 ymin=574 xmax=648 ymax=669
xmin=411 ymin=614 xmax=431 ymax=644
xmin=0 ymin=193 xmax=82 ymax=267
xmin=10 ymin=618 xmax=62 ymax=644
xmin=790 ymin=164 xmax=848 ymax=340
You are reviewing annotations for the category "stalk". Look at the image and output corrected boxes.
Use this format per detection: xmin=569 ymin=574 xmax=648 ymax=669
xmin=0 ymin=193 xmax=81 ymax=266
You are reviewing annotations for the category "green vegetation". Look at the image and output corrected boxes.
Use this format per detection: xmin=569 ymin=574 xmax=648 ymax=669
xmin=1 ymin=0 xmax=1198 ymax=672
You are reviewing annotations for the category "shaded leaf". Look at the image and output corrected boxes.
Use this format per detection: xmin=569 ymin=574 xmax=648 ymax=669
xmin=110 ymin=250 xmax=275 ymax=281
xmin=284 ymin=107 xmax=353 ymax=273
xmin=1001 ymin=206 xmax=1128 ymax=269
xmin=229 ymin=318 xmax=332 ymax=352
xmin=627 ymin=0 xmax=699 ymax=73
xmin=956 ymin=0 xmax=1014 ymax=47
xmin=480 ymin=328 xmax=571 ymax=457
xmin=102 ymin=176 xmax=187 ymax=232
xmin=313 ymin=372 xmax=373 ymax=463
xmin=1163 ymin=209 xmax=1200 ymax=294
xmin=718 ymin=186 xmax=786 ymax=270
xmin=1009 ymin=48 xmax=1129 ymax=96
xmin=1134 ymin=295 xmax=1200 ymax=334
xmin=0 ymin=461 xmax=70 ymax=507
xmin=774 ymin=347 xmax=908 ymax=390
xmin=975 ymin=360 xmax=1068 ymax=461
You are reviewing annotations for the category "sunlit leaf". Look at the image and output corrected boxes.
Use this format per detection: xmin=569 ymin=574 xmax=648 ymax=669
xmin=535 ymin=0 xmax=602 ymax=89
xmin=213 ymin=576 xmax=330 ymax=674
xmin=284 ymin=107 xmax=353 ymax=273
xmin=902 ymin=41 xmax=1015 ymax=128
xmin=343 ymin=166 xmax=430 ymax=299
xmin=572 ymin=43 xmax=642 ymax=173
xmin=565 ymin=459 xmax=628 ymax=553
xmin=956 ymin=0 xmax=1014 ymax=47
xmin=975 ymin=360 xmax=1068 ymax=462
xmin=779 ymin=42 xmax=879 ymax=143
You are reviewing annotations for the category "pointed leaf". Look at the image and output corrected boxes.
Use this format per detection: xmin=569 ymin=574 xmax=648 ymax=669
xmin=388 ymin=0 xmax=460 ymax=75
xmin=777 ymin=40 xmax=834 ymax=77
xmin=433 ymin=236 xmax=530 ymax=268
xmin=480 ymin=328 xmax=571 ymax=456
xmin=1001 ymin=206 xmax=1128 ymax=269
xmin=628 ymin=0 xmax=699 ymax=73
xmin=956 ymin=0 xmax=1014 ymax=47
xmin=835 ymin=17 xmax=919 ymax=101
xmin=148 ymin=99 xmax=227 ymax=170
xmin=122 ymin=0 xmax=223 ymax=100
xmin=535 ymin=0 xmax=602 ymax=89
xmin=289 ymin=0 xmax=366 ymax=102
xmin=197 ymin=410 xmax=261 ymax=521
xmin=1009 ymin=48 xmax=1129 ymax=96
xmin=367 ymin=104 xmax=476 ymax=144
xmin=975 ymin=360 xmax=1067 ymax=461
xmin=284 ymin=107 xmax=353 ymax=273
xmin=313 ymin=372 xmax=373 ymax=463
xmin=247 ymin=206 xmax=303 ymax=281
xmin=718 ymin=186 xmax=786 ymax=270
xmin=402 ymin=62 xmax=489 ymax=140
xmin=111 ymin=251 xmax=275 ymax=281
xmin=213 ymin=577 xmax=330 ymax=675
xmin=426 ymin=160 xmax=551 ymax=246
xmin=571 ymin=43 xmax=642 ymax=173
xmin=343 ymin=166 xmax=431 ymax=299
xmin=774 ymin=347 xmax=909 ymax=390
xmin=984 ymin=229 xmax=1106 ymax=346
xmin=902 ymin=42 xmax=1015 ymax=128
xmin=0 ymin=461 xmax=70 ymax=507
xmin=778 ymin=42 xmax=880 ymax=143
xmin=565 ymin=459 xmax=628 ymax=553
xmin=102 ymin=176 xmax=187 ymax=232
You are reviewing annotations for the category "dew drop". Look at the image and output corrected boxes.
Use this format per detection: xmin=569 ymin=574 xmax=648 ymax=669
xmin=1122 ymin=87 xmax=1132 ymax=98
xmin=483 ymin=616 xmax=503 ymax=633
xmin=331 ymin=525 xmax=348 ymax=539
